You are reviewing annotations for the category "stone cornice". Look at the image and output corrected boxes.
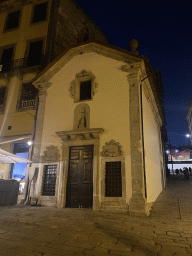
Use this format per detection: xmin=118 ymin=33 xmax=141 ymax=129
xmin=119 ymin=61 xmax=146 ymax=83
xmin=56 ymin=128 xmax=104 ymax=141
xmin=35 ymin=81 xmax=52 ymax=96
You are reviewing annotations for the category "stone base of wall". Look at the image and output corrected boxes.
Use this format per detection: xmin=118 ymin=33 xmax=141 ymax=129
xmin=39 ymin=196 xmax=57 ymax=207
xmin=101 ymin=198 xmax=128 ymax=214
xmin=129 ymin=195 xmax=149 ymax=217
xmin=17 ymin=195 xmax=25 ymax=204
xmin=146 ymin=202 xmax=154 ymax=215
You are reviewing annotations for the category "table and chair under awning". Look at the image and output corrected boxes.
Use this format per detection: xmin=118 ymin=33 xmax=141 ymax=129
xmin=0 ymin=148 xmax=32 ymax=205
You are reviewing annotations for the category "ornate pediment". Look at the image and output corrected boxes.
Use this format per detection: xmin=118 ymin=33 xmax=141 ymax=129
xmin=56 ymin=128 xmax=104 ymax=141
xmin=41 ymin=145 xmax=60 ymax=162
xmin=101 ymin=140 xmax=123 ymax=157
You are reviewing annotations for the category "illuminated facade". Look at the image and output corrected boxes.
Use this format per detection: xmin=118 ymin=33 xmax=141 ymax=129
xmin=28 ymin=40 xmax=166 ymax=216
xmin=0 ymin=0 xmax=107 ymax=192
xmin=0 ymin=0 xmax=166 ymax=216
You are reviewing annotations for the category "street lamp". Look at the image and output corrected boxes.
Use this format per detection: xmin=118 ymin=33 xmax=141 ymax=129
xmin=186 ymin=134 xmax=191 ymax=147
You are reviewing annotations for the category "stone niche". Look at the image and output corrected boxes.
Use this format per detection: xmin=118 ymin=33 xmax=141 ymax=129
xmin=73 ymin=103 xmax=90 ymax=130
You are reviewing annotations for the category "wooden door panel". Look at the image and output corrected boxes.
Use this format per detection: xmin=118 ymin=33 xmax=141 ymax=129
xmin=83 ymin=150 xmax=93 ymax=159
xmin=68 ymin=163 xmax=79 ymax=183
xmin=70 ymin=150 xmax=80 ymax=160
xmin=66 ymin=145 xmax=93 ymax=208
xmin=83 ymin=161 xmax=92 ymax=182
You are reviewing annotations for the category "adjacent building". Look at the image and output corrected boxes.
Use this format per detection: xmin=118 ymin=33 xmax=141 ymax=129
xmin=0 ymin=0 xmax=107 ymax=185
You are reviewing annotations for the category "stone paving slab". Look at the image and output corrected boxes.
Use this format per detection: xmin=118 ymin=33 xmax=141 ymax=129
xmin=1 ymin=178 xmax=192 ymax=255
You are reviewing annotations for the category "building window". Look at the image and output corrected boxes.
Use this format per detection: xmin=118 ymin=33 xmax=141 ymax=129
xmin=26 ymin=39 xmax=44 ymax=67
xmin=0 ymin=46 xmax=14 ymax=72
xmin=80 ymin=80 xmax=92 ymax=101
xmin=5 ymin=10 xmax=21 ymax=31
xmin=70 ymin=70 xmax=98 ymax=103
xmin=105 ymin=161 xmax=122 ymax=197
xmin=18 ymin=82 xmax=38 ymax=109
xmin=32 ymin=2 xmax=48 ymax=23
xmin=42 ymin=165 xmax=57 ymax=196
xmin=0 ymin=87 xmax=6 ymax=112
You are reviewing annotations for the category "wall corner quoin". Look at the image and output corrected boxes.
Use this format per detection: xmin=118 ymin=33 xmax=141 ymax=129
xmin=129 ymin=194 xmax=149 ymax=217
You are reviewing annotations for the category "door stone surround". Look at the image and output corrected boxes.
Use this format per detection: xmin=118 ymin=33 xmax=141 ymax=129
xmin=56 ymin=128 xmax=104 ymax=210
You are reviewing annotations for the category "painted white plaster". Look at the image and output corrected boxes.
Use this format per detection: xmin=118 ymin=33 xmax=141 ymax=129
xmin=142 ymin=89 xmax=162 ymax=203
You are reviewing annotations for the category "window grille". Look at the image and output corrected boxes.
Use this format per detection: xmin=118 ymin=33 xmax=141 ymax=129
xmin=19 ymin=82 xmax=38 ymax=109
xmin=0 ymin=87 xmax=6 ymax=111
xmin=42 ymin=165 xmax=57 ymax=196
xmin=105 ymin=161 xmax=122 ymax=197
xmin=32 ymin=2 xmax=48 ymax=23
xmin=5 ymin=10 xmax=20 ymax=30
xmin=80 ymin=80 xmax=91 ymax=101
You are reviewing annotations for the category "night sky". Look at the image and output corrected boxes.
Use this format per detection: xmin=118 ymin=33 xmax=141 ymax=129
xmin=76 ymin=0 xmax=192 ymax=147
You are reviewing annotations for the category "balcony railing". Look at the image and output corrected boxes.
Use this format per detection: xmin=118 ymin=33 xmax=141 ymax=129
xmin=20 ymin=99 xmax=36 ymax=109
xmin=0 ymin=53 xmax=47 ymax=73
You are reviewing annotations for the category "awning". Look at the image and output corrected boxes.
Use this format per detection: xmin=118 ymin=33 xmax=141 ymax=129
xmin=0 ymin=148 xmax=32 ymax=164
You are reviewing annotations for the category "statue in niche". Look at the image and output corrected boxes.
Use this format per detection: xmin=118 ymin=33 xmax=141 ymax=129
xmin=77 ymin=107 xmax=87 ymax=129
xmin=74 ymin=103 xmax=90 ymax=130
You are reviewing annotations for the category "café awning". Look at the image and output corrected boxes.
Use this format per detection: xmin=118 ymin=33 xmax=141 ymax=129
xmin=0 ymin=148 xmax=32 ymax=164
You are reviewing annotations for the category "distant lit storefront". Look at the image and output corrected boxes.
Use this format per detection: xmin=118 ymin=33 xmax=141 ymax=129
xmin=167 ymin=149 xmax=192 ymax=172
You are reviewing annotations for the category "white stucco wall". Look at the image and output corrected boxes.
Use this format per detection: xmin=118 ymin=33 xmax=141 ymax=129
xmin=40 ymin=52 xmax=132 ymax=203
xmin=142 ymin=89 xmax=162 ymax=203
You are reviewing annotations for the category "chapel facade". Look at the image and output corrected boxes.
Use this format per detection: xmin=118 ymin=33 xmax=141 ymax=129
xmin=27 ymin=40 xmax=166 ymax=216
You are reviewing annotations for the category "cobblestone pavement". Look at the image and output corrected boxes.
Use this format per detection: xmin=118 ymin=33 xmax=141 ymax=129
xmin=1 ymin=178 xmax=192 ymax=256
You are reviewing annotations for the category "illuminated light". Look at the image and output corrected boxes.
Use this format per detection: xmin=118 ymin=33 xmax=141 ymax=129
xmin=186 ymin=134 xmax=190 ymax=138
xmin=28 ymin=141 xmax=33 ymax=146
xmin=175 ymin=150 xmax=179 ymax=153
xmin=166 ymin=150 xmax=169 ymax=154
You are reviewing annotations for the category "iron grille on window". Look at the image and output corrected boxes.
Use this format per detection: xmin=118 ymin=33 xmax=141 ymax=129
xmin=42 ymin=165 xmax=57 ymax=196
xmin=0 ymin=87 xmax=6 ymax=112
xmin=105 ymin=161 xmax=122 ymax=197
xmin=19 ymin=82 xmax=38 ymax=109
xmin=80 ymin=80 xmax=91 ymax=101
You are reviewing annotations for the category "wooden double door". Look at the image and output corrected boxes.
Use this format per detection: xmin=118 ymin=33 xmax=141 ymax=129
xmin=66 ymin=145 xmax=93 ymax=208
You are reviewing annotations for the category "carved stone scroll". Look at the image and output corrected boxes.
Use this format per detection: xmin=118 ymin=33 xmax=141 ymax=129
xmin=41 ymin=145 xmax=60 ymax=162
xmin=101 ymin=140 xmax=123 ymax=157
